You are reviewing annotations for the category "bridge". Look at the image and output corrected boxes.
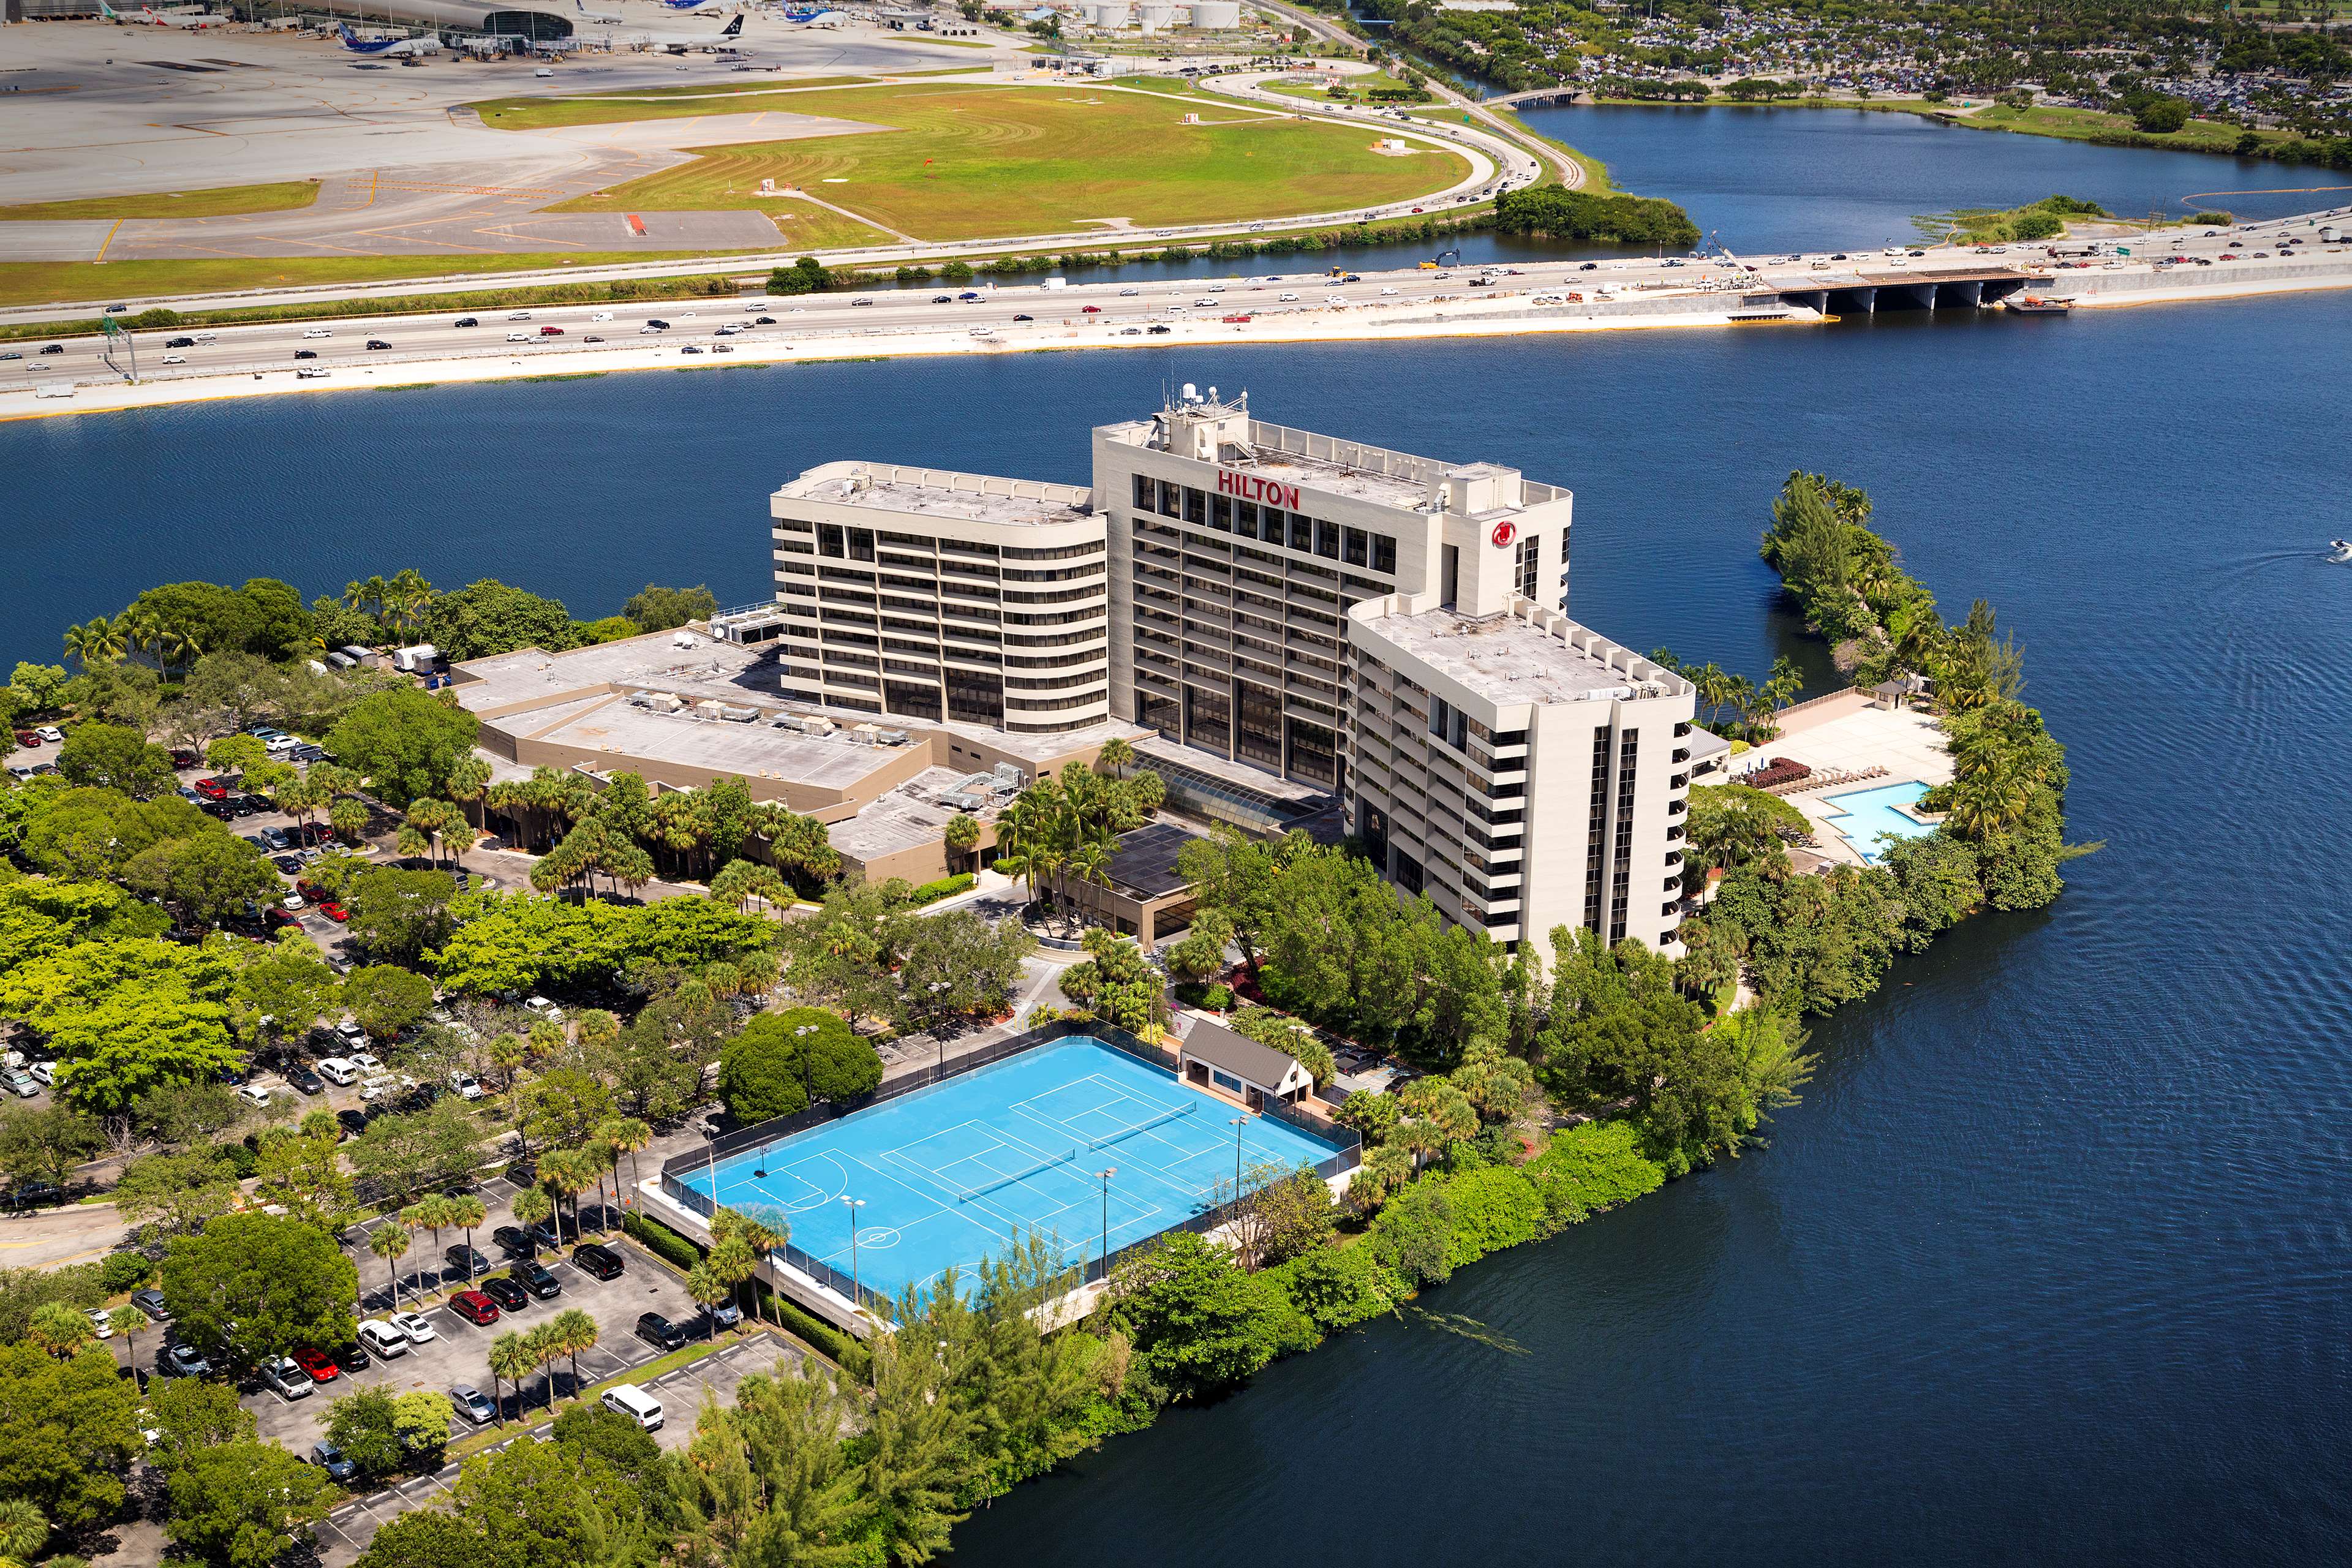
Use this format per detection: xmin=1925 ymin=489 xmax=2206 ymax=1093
xmin=1486 ymin=88 xmax=1586 ymax=108
xmin=1755 ymin=265 xmax=2038 ymax=314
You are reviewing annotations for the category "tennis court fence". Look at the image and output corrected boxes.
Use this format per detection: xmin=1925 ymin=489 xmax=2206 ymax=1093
xmin=657 ymin=1019 xmax=1361 ymax=1307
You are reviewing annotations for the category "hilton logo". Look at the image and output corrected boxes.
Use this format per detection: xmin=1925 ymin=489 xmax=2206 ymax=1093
xmin=1490 ymin=521 xmax=1517 ymax=549
xmin=1216 ymin=470 xmax=1301 ymax=511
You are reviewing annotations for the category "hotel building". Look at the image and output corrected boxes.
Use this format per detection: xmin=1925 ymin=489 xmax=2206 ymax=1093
xmin=760 ymin=393 xmax=1696 ymax=951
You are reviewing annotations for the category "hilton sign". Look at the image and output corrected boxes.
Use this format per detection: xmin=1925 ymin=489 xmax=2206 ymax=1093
xmin=1216 ymin=470 xmax=1302 ymax=511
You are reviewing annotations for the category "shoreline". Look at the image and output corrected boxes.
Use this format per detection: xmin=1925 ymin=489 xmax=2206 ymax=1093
xmin=8 ymin=261 xmax=2351 ymax=424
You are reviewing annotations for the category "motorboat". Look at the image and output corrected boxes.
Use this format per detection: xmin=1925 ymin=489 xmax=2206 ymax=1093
xmin=2328 ymin=539 xmax=2352 ymax=563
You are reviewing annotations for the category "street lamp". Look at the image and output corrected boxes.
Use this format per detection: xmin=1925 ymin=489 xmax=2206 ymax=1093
xmin=839 ymin=1194 xmax=867 ymax=1304
xmin=1229 ymin=1115 xmax=1249 ymax=1202
xmin=1096 ymin=1166 xmax=1117 ymax=1276
xmin=928 ymin=982 xmax=951 ymax=1075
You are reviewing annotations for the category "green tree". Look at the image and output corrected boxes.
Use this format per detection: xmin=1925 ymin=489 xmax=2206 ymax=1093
xmin=419 ymin=579 xmax=578 ymax=661
xmin=114 ymin=1152 xmax=239 ymax=1241
xmin=164 ymin=1437 xmax=331 ymax=1568
xmin=146 ymin=1377 xmax=255 ymax=1473
xmin=863 ymin=1303 xmax=973 ymax=1563
xmin=159 ymin=1212 xmax=358 ymax=1367
xmin=233 ymin=933 xmax=343 ymax=1050
xmin=619 ymin=584 xmax=718 ymax=633
xmin=56 ymin=723 xmax=175 ymax=799
xmin=324 ymin=690 xmax=479 ymax=809
xmin=326 ymin=1386 xmax=408 ymax=1480
xmin=1110 ymin=1231 xmax=1297 ymax=1400
xmin=0 ymin=1341 xmax=142 ymax=1527
xmin=343 ymin=963 xmax=435 ymax=1042
xmin=1057 ymin=928 xmax=1167 ymax=1035
xmin=121 ymin=829 xmax=281 ymax=929
xmin=0 ymin=1103 xmax=103 ymax=1192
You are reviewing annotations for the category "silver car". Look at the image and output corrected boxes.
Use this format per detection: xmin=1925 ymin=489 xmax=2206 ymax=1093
xmin=261 ymin=1357 xmax=314 ymax=1401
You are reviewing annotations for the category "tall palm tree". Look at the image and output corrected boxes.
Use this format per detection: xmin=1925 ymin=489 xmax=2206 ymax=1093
xmin=599 ymin=1118 xmax=654 ymax=1215
xmin=109 ymin=1304 xmax=153 ymax=1386
xmin=116 ymin=605 xmax=161 ymax=667
xmin=523 ymin=1322 xmax=565 ymax=1412
xmin=61 ymin=617 xmax=125 ymax=671
xmin=371 ymin=1224 xmax=412 ymax=1310
xmin=686 ymin=1262 xmax=732 ymax=1338
xmin=446 ymin=755 xmax=492 ymax=831
xmin=0 ymin=1498 xmax=49 ymax=1567
xmin=1095 ymin=736 xmax=1135 ymax=778
xmin=446 ymin=1194 xmax=488 ymax=1285
xmin=538 ymin=1150 xmax=592 ymax=1245
xmin=548 ymin=1307 xmax=600 ymax=1396
xmin=403 ymin=1195 xmax=453 ymax=1282
xmin=511 ymin=1186 xmax=555 ymax=1249
xmin=486 ymin=1330 xmax=533 ymax=1427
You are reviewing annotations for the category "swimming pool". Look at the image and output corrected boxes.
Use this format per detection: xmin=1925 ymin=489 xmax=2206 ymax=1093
xmin=1819 ymin=780 xmax=1934 ymax=864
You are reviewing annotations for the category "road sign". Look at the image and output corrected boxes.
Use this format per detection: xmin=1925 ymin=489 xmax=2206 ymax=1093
xmin=100 ymin=317 xmax=119 ymax=336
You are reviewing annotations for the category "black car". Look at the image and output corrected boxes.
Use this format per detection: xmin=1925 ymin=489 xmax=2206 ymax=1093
xmin=271 ymin=854 xmax=304 ymax=875
xmin=932 ymin=295 xmax=953 ymax=304
xmin=1012 ymin=314 xmax=1033 ymax=322
xmin=292 ymin=745 xmax=328 ymax=764
xmin=755 ymin=315 xmax=775 ymax=325
xmin=336 ymin=1109 xmax=370 ymax=1139
xmin=1579 ymin=261 xmax=1599 ymax=271
xmin=39 ymin=344 xmax=64 ymax=356
xmin=453 ymin=316 xmax=479 ymax=327
xmin=200 ymin=801 xmax=236 ymax=822
xmin=287 ymin=1064 xmax=325 ymax=1096
xmin=635 ymin=1311 xmax=687 ymax=1352
xmin=293 ymin=350 xmax=318 ymax=360
xmin=366 ymin=339 xmax=392 ymax=350
xmin=492 ymin=1224 xmax=534 ymax=1257
xmin=1147 ymin=324 xmax=1172 ymax=334
xmin=645 ymin=318 xmax=669 ymax=330
xmin=514 ymin=1261 xmax=562 ymax=1300
xmin=166 ymin=336 xmax=197 ymax=349
xmin=159 ymin=1342 xmax=211 ymax=1378
xmin=230 ymin=797 xmax=264 ymax=818
xmin=443 ymin=1244 xmax=490 ymax=1279
xmin=334 ymin=1342 xmax=371 ymax=1373
xmin=480 ymin=1276 xmax=530 ymax=1311
xmin=574 ymin=1242 xmax=624 ymax=1281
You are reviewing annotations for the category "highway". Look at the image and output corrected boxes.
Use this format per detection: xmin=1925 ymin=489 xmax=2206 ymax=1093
xmin=7 ymin=210 xmax=2346 ymax=392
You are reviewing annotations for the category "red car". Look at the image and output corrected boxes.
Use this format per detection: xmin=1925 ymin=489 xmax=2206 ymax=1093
xmin=449 ymin=1289 xmax=501 ymax=1326
xmin=169 ymin=748 xmax=200 ymax=769
xmin=194 ymin=778 xmax=229 ymax=800
xmin=537 ymin=325 xmax=565 ymax=336
xmin=319 ymin=902 xmax=349 ymax=923
xmin=291 ymin=1347 xmax=341 ymax=1382
xmin=12 ymin=731 xmax=39 ymax=748
xmin=1080 ymin=305 xmax=1101 ymax=314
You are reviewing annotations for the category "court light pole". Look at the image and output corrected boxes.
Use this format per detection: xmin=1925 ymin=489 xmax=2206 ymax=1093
xmin=1096 ymin=1166 xmax=1117 ymax=1278
xmin=1229 ymin=1116 xmax=1249 ymax=1203
xmin=928 ymin=982 xmax=951 ymax=1076
xmin=839 ymin=1194 xmax=867 ymax=1306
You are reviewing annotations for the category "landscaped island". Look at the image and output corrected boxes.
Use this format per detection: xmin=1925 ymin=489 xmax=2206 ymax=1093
xmin=0 ymin=478 xmax=2071 ymax=1565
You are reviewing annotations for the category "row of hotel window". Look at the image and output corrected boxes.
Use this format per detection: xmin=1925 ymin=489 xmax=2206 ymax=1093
xmin=1133 ymin=475 xmax=1398 ymax=575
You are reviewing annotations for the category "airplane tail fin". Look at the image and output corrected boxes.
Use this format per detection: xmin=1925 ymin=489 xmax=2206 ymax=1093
xmin=338 ymin=20 xmax=356 ymax=41
xmin=722 ymin=13 xmax=742 ymax=33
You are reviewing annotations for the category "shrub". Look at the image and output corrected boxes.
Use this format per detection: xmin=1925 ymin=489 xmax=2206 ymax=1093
xmin=1521 ymin=1120 xmax=1667 ymax=1223
xmin=99 ymin=1253 xmax=153 ymax=1292
xmin=622 ymin=1212 xmax=702 ymax=1273
xmin=1264 ymin=1244 xmax=1400 ymax=1333
xmin=211 ymin=1141 xmax=258 ymax=1180
xmin=908 ymin=872 xmax=976 ymax=906
xmin=1441 ymin=1165 xmax=1547 ymax=1269
xmin=1366 ymin=1177 xmax=1456 ymax=1287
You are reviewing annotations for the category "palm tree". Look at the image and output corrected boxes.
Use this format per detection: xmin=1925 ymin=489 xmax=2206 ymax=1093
xmin=523 ymin=1322 xmax=565 ymax=1412
xmin=371 ymin=1224 xmax=412 ymax=1310
xmin=446 ymin=755 xmax=492 ymax=831
xmin=486 ymin=1330 xmax=534 ymax=1427
xmin=599 ymin=1117 xmax=653 ymax=1215
xmin=0 ymin=1498 xmax=49 ymax=1567
xmin=446 ymin=1194 xmax=488 ymax=1285
xmin=403 ymin=1195 xmax=453 ymax=1283
xmin=943 ymin=813 xmax=981 ymax=877
xmin=26 ymin=1302 xmax=93 ymax=1359
xmin=538 ymin=1150 xmax=592 ymax=1245
xmin=733 ymin=1209 xmax=788 ymax=1328
xmin=685 ymin=1262 xmax=733 ymax=1338
xmin=61 ymin=617 xmax=125 ymax=671
xmin=708 ymin=1236 xmax=760 ymax=1330
xmin=511 ymin=1186 xmax=555 ymax=1251
xmin=116 ymin=605 xmax=161 ymax=667
xmin=548 ymin=1307 xmax=600 ymax=1397
xmin=1066 ymin=835 xmax=1114 ymax=934
xmin=1095 ymin=736 xmax=1135 ymax=778
xmin=108 ymin=1304 xmax=153 ymax=1387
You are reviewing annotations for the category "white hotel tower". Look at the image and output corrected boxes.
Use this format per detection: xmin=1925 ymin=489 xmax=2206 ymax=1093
xmin=766 ymin=391 xmax=1696 ymax=951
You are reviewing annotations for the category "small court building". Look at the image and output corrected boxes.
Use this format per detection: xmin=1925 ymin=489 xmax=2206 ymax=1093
xmin=1177 ymin=1017 xmax=1314 ymax=1112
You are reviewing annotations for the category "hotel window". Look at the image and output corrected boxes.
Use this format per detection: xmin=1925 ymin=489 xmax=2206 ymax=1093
xmin=848 ymin=527 xmax=875 ymax=564
xmin=1343 ymin=527 xmax=1370 ymax=568
xmin=1158 ymin=479 xmax=1183 ymax=519
xmin=1212 ymin=495 xmax=1233 ymax=532
xmin=1517 ymin=534 xmax=1539 ymax=600
xmin=1137 ymin=690 xmax=1181 ymax=742
xmin=1235 ymin=500 xmax=1258 ymax=537
xmin=883 ymin=680 xmax=943 ymax=722
xmin=1235 ymin=682 xmax=1283 ymax=771
xmin=1289 ymin=513 xmax=1313 ymax=552
xmin=946 ymin=668 xmax=1005 ymax=726
xmin=817 ymin=523 xmax=845 ymax=559
xmin=1287 ymin=717 xmax=1340 ymax=788
xmin=1133 ymin=473 xmax=1153 ymax=510
xmin=1185 ymin=684 xmax=1231 ymax=753
xmin=1372 ymin=533 xmax=1396 ymax=574
xmin=1185 ymin=487 xmax=1207 ymax=526
xmin=1313 ymin=519 xmax=1340 ymax=560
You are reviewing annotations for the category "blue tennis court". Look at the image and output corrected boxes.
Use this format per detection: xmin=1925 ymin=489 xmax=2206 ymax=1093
xmin=677 ymin=1038 xmax=1349 ymax=1303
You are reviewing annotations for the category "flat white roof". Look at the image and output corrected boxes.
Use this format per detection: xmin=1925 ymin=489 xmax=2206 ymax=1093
xmin=1365 ymin=606 xmax=1666 ymax=706
xmin=775 ymin=462 xmax=1095 ymax=530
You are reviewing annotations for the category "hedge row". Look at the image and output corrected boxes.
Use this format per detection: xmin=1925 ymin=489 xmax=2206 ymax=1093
xmin=909 ymin=872 xmax=977 ymax=906
xmin=623 ymin=1211 xmax=867 ymax=1371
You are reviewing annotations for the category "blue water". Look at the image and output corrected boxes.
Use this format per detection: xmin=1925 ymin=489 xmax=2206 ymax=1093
xmin=1820 ymin=780 xmax=1933 ymax=864
xmin=679 ymin=1041 xmax=1342 ymax=1300
xmin=9 ymin=107 xmax=2352 ymax=1566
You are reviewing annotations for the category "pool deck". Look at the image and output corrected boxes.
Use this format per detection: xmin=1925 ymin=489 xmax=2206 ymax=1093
xmin=1732 ymin=701 xmax=1954 ymax=867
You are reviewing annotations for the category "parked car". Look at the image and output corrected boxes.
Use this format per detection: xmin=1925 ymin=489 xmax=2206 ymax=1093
xmin=307 ymin=1442 xmax=357 ymax=1483
xmin=704 ymin=1298 xmax=742 ymax=1332
xmin=3 ymin=1070 xmax=37 ymax=1099
xmin=600 ymin=1384 xmax=662 ymax=1431
xmin=514 ymin=1261 xmax=563 ymax=1300
xmin=492 ymin=1225 xmax=535 ymax=1257
xmin=356 ymin=1319 xmax=410 ymax=1358
xmin=443 ymin=1244 xmax=490 ymax=1279
xmin=290 ymin=1346 xmax=341 ymax=1383
xmin=387 ymin=1310 xmax=437 ymax=1343
xmin=480 ymin=1276 xmax=530 ymax=1312
xmin=574 ymin=1242 xmax=625 ymax=1281
xmin=334 ymin=1109 xmax=369 ymax=1139
xmin=159 ymin=1342 xmax=212 ymax=1378
xmin=286 ymin=1063 xmax=324 ymax=1096
xmin=635 ymin=1311 xmax=688 ymax=1352
xmin=448 ymin=1289 xmax=500 ymax=1326
xmin=524 ymin=997 xmax=563 ymax=1022
xmin=261 ymin=1357 xmax=314 ymax=1401
xmin=450 ymin=1382 xmax=498 ymax=1425
xmin=334 ymin=1342 xmax=371 ymax=1373
xmin=131 ymin=1287 xmax=170 ymax=1320
xmin=526 ymin=1219 xmax=564 ymax=1253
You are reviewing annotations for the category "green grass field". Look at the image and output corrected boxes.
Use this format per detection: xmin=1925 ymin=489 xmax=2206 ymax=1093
xmin=0 ymin=181 xmax=325 ymax=222
xmin=756 ymin=197 xmax=897 ymax=250
xmin=470 ymin=76 xmax=876 ymax=128
xmin=543 ymin=83 xmax=1471 ymax=242
xmin=1958 ymin=102 xmax=2271 ymax=155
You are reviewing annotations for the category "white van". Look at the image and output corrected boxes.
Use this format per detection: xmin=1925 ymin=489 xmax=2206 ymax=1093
xmin=600 ymin=1384 xmax=662 ymax=1431
xmin=315 ymin=1057 xmax=357 ymax=1086
xmin=356 ymin=1319 xmax=410 ymax=1358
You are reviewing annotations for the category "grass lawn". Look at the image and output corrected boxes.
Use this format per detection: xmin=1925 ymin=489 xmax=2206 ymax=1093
xmin=1489 ymin=107 xmax=1615 ymax=193
xmin=470 ymin=76 xmax=874 ymax=128
xmin=0 ymin=181 xmax=325 ymax=223
xmin=757 ymin=196 xmax=897 ymax=249
xmin=542 ymin=83 xmax=1470 ymax=242
xmin=1953 ymin=102 xmax=2274 ymax=156
xmin=0 ymin=250 xmax=759 ymax=311
xmin=1262 ymin=70 xmax=1427 ymax=105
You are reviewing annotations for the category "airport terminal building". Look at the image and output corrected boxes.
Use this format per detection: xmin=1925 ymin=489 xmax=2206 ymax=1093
xmin=743 ymin=394 xmax=1697 ymax=951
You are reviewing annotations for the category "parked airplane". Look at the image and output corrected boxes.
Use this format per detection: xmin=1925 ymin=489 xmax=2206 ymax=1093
xmin=655 ymin=0 xmax=714 ymax=9
xmin=336 ymin=20 xmax=441 ymax=54
xmin=574 ymin=0 xmax=625 ymax=20
xmin=98 ymin=1 xmax=221 ymax=26
xmin=596 ymin=12 xmax=742 ymax=50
